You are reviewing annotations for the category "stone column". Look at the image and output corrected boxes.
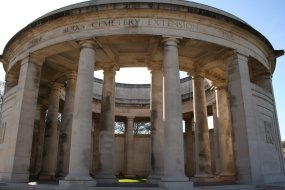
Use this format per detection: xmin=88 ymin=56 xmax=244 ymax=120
xmin=57 ymin=71 xmax=77 ymax=177
xmin=29 ymin=105 xmax=42 ymax=178
xmin=60 ymin=40 xmax=96 ymax=187
xmin=159 ymin=37 xmax=193 ymax=190
xmin=92 ymin=117 xmax=100 ymax=176
xmin=40 ymin=82 xmax=63 ymax=179
xmin=226 ymin=52 xmax=262 ymax=184
xmin=124 ymin=117 xmax=134 ymax=177
xmin=192 ymin=72 xmax=213 ymax=180
xmin=34 ymin=106 xmax=47 ymax=177
xmin=148 ymin=63 xmax=164 ymax=184
xmin=4 ymin=55 xmax=43 ymax=182
xmin=212 ymin=104 xmax=220 ymax=175
xmin=185 ymin=115 xmax=195 ymax=177
xmin=214 ymin=82 xmax=235 ymax=178
xmin=96 ymin=65 xmax=117 ymax=184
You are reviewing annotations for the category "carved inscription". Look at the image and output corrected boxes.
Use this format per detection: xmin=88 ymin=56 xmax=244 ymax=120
xmin=264 ymin=121 xmax=274 ymax=144
xmin=63 ymin=24 xmax=86 ymax=33
xmin=0 ymin=122 xmax=6 ymax=144
xmin=62 ymin=18 xmax=198 ymax=34
xmin=28 ymin=37 xmax=42 ymax=48
xmin=148 ymin=18 xmax=198 ymax=31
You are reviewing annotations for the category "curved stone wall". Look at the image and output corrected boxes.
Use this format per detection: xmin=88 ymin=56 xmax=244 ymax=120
xmin=92 ymin=77 xmax=210 ymax=105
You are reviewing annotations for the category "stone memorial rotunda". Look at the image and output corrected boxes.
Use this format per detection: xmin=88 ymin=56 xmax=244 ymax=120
xmin=0 ymin=0 xmax=284 ymax=189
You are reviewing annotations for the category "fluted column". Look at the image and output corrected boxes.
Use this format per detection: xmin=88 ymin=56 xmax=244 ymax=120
xmin=192 ymin=72 xmax=213 ymax=179
xmin=125 ymin=117 xmax=134 ymax=177
xmin=215 ymin=82 xmax=235 ymax=178
xmin=159 ymin=37 xmax=192 ymax=190
xmin=40 ymin=82 xmax=63 ymax=179
xmin=60 ymin=40 xmax=96 ymax=187
xmin=95 ymin=65 xmax=117 ymax=184
xmin=57 ymin=71 xmax=77 ymax=177
xmin=185 ymin=115 xmax=195 ymax=177
xmin=148 ymin=63 xmax=164 ymax=184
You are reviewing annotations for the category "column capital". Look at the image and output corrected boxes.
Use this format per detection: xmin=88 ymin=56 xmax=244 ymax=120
xmin=162 ymin=36 xmax=181 ymax=46
xmin=21 ymin=54 xmax=45 ymax=66
xmin=50 ymin=82 xmax=64 ymax=92
xmin=36 ymin=104 xmax=43 ymax=112
xmin=148 ymin=62 xmax=162 ymax=71
xmin=67 ymin=71 xmax=77 ymax=80
xmin=78 ymin=40 xmax=96 ymax=49
xmin=102 ymin=64 xmax=119 ymax=74
xmin=189 ymin=70 xmax=205 ymax=79
xmin=225 ymin=50 xmax=249 ymax=63
xmin=211 ymin=80 xmax=228 ymax=90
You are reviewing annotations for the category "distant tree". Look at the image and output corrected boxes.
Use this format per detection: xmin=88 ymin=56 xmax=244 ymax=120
xmin=134 ymin=122 xmax=151 ymax=135
xmin=114 ymin=121 xmax=151 ymax=135
xmin=115 ymin=122 xmax=125 ymax=134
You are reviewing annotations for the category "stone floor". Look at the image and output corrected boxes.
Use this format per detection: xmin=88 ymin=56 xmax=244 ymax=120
xmin=0 ymin=180 xmax=284 ymax=190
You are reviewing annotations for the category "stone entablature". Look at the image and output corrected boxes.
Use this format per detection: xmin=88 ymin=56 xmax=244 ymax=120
xmin=1 ymin=1 xmax=276 ymax=75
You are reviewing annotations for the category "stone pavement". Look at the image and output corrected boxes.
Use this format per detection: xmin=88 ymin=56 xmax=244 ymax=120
xmin=0 ymin=180 xmax=269 ymax=190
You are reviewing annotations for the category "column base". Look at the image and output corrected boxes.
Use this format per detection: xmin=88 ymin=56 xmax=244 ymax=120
xmin=59 ymin=179 xmax=96 ymax=187
xmin=147 ymin=175 xmax=162 ymax=184
xmin=95 ymin=174 xmax=118 ymax=185
xmin=124 ymin=174 xmax=136 ymax=178
xmin=219 ymin=174 xmax=236 ymax=183
xmin=38 ymin=173 xmax=55 ymax=180
xmin=159 ymin=177 xmax=193 ymax=190
xmin=59 ymin=175 xmax=96 ymax=187
xmin=192 ymin=174 xmax=218 ymax=183
xmin=192 ymin=174 xmax=236 ymax=185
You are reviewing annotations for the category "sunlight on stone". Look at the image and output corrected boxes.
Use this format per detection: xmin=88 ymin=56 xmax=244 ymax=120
xmin=28 ymin=182 xmax=38 ymax=186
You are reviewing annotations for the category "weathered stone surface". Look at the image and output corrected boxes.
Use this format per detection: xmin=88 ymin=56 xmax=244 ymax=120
xmin=0 ymin=0 xmax=283 ymax=189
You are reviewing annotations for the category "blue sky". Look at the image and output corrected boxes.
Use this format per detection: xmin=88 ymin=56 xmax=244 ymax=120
xmin=0 ymin=1 xmax=284 ymax=139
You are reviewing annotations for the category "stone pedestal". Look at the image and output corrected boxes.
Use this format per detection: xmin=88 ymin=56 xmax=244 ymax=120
xmin=95 ymin=66 xmax=117 ymax=184
xmin=159 ymin=37 xmax=193 ymax=190
xmin=61 ymin=40 xmax=96 ymax=186
xmin=192 ymin=72 xmax=213 ymax=180
xmin=40 ymin=82 xmax=63 ymax=179
xmin=148 ymin=63 xmax=164 ymax=184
